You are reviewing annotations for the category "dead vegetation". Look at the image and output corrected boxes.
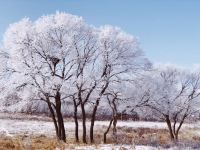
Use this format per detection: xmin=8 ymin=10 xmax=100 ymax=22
xmin=0 ymin=126 xmax=200 ymax=150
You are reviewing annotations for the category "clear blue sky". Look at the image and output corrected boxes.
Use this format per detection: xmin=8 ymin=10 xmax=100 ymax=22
xmin=0 ymin=0 xmax=200 ymax=67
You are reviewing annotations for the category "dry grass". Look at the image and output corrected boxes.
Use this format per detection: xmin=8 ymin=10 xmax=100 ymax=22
xmin=98 ymin=127 xmax=171 ymax=145
xmin=93 ymin=125 xmax=200 ymax=147
xmin=0 ymin=135 xmax=66 ymax=150
xmin=0 ymin=137 xmax=17 ymax=150
xmin=0 ymin=126 xmax=200 ymax=149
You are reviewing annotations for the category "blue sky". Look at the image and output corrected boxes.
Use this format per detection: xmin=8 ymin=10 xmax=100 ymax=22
xmin=0 ymin=0 xmax=200 ymax=67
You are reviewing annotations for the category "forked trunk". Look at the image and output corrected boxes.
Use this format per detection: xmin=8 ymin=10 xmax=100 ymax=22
xmin=165 ymin=115 xmax=174 ymax=140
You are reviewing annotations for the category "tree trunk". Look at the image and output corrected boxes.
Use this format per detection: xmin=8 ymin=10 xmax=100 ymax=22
xmin=55 ymin=91 xmax=66 ymax=142
xmin=73 ymin=100 xmax=79 ymax=142
xmin=47 ymin=101 xmax=59 ymax=139
xmin=74 ymin=113 xmax=79 ymax=142
xmin=175 ymin=133 xmax=178 ymax=140
xmin=113 ymin=118 xmax=117 ymax=133
xmin=58 ymin=110 xmax=66 ymax=142
xmin=80 ymin=103 xmax=87 ymax=143
xmin=174 ymin=114 xmax=186 ymax=141
xmin=90 ymin=99 xmax=100 ymax=143
xmin=112 ymin=116 xmax=117 ymax=142
xmin=104 ymin=119 xmax=113 ymax=143
xmin=165 ymin=115 xmax=174 ymax=140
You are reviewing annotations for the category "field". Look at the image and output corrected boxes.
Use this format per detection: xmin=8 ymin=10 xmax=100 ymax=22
xmin=0 ymin=113 xmax=200 ymax=150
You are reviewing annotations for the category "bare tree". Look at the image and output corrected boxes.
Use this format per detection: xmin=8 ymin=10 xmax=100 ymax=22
xmin=103 ymin=91 xmax=120 ymax=143
xmin=141 ymin=67 xmax=200 ymax=141
xmin=3 ymin=12 xmax=151 ymax=144
xmin=3 ymin=13 xmax=84 ymax=142
xmin=71 ymin=25 xmax=99 ymax=143
xmin=89 ymin=26 xmax=151 ymax=143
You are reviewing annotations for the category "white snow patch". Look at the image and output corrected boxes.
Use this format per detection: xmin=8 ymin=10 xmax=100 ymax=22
xmin=0 ymin=118 xmax=199 ymax=137
xmin=61 ymin=144 xmax=158 ymax=150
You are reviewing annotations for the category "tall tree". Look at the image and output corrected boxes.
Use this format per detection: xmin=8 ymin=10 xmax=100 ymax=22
xmin=89 ymin=26 xmax=151 ymax=143
xmin=3 ymin=13 xmax=86 ymax=142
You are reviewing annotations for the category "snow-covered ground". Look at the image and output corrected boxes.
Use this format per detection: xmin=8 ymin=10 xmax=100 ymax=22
xmin=0 ymin=115 xmax=199 ymax=150
xmin=57 ymin=144 xmax=194 ymax=150
xmin=95 ymin=120 xmax=199 ymax=129
xmin=0 ymin=118 xmax=199 ymax=137
xmin=61 ymin=145 xmax=169 ymax=150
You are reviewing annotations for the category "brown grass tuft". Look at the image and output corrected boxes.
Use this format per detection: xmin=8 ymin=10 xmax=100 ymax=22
xmin=0 ymin=126 xmax=200 ymax=149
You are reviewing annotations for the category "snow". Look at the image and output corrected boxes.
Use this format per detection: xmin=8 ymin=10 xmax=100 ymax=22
xmin=96 ymin=121 xmax=167 ymax=129
xmin=0 ymin=118 xmax=198 ymax=137
xmin=56 ymin=144 xmax=194 ymax=150
xmin=0 ymin=117 xmax=198 ymax=150
xmin=0 ymin=119 xmax=55 ymax=136
xmin=95 ymin=120 xmax=198 ymax=130
xmin=63 ymin=144 xmax=157 ymax=150
xmin=0 ymin=120 xmax=165 ymax=137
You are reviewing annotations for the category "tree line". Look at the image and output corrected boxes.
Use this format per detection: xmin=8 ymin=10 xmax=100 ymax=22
xmin=0 ymin=12 xmax=200 ymax=143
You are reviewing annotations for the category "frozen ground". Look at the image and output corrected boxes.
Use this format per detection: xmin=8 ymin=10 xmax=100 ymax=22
xmin=59 ymin=144 xmax=186 ymax=150
xmin=0 ymin=119 xmax=197 ymax=137
xmin=0 ymin=113 xmax=199 ymax=150
xmin=0 ymin=113 xmax=199 ymax=137
xmin=56 ymin=144 xmax=196 ymax=150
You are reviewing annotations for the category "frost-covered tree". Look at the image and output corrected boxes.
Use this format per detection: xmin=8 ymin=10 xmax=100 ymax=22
xmin=69 ymin=24 xmax=99 ymax=143
xmin=0 ymin=50 xmax=9 ymax=109
xmin=138 ymin=67 xmax=200 ymax=140
xmin=89 ymin=26 xmax=151 ymax=143
xmin=3 ymin=12 xmax=150 ymax=143
xmin=3 ymin=12 xmax=88 ymax=142
xmin=103 ymin=89 xmax=122 ymax=143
